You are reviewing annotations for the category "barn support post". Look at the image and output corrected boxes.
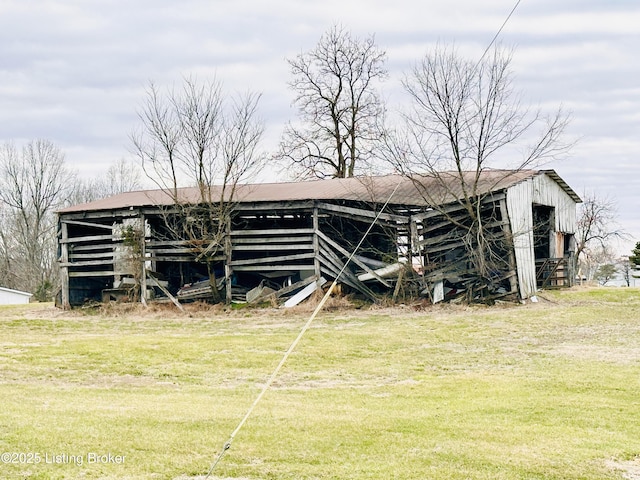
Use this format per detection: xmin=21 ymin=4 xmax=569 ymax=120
xmin=225 ymin=216 xmax=233 ymax=303
xmin=59 ymin=220 xmax=70 ymax=309
xmin=140 ymin=213 xmax=147 ymax=306
xmin=409 ymin=213 xmax=429 ymax=293
xmin=312 ymin=205 xmax=321 ymax=281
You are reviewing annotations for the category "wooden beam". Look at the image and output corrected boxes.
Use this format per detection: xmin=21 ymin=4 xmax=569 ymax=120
xmin=317 ymin=242 xmax=378 ymax=300
xmin=232 ymin=265 xmax=315 ymax=272
xmin=248 ymin=275 xmax=319 ymax=304
xmin=69 ymin=252 xmax=115 ymax=260
xmin=225 ymin=217 xmax=232 ymax=303
xmin=230 ymin=252 xmax=316 ymax=267
xmin=232 ymin=235 xmax=314 ymax=245
xmin=147 ymin=270 xmax=184 ymax=312
xmin=68 ymin=271 xmax=124 ymax=277
xmin=145 ymin=247 xmax=203 ymax=255
xmin=316 ymin=202 xmax=408 ymax=223
xmin=60 ymin=234 xmax=115 ymax=244
xmin=60 ymin=222 xmax=70 ymax=309
xmin=316 ymin=230 xmax=391 ymax=287
xmin=62 ymin=219 xmax=114 ymax=230
xmin=313 ymin=206 xmax=321 ymax=281
xmin=68 ymin=243 xmax=114 ymax=252
xmin=60 ymin=259 xmax=116 ymax=268
xmin=230 ymin=228 xmax=314 ymax=236
xmin=232 ymin=244 xmax=313 ymax=251
xmin=140 ymin=214 xmax=147 ymax=306
xmin=145 ymin=255 xmax=225 ymax=263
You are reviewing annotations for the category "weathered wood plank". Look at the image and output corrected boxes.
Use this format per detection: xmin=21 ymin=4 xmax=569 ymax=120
xmin=410 ymin=192 xmax=507 ymax=222
xmin=316 ymin=230 xmax=391 ymax=287
xmin=68 ymin=243 xmax=115 ymax=252
xmin=62 ymin=219 xmax=114 ymax=230
xmin=145 ymin=247 xmax=203 ymax=255
xmin=230 ymin=228 xmax=314 ymax=236
xmin=60 ymin=234 xmax=115 ymax=244
xmin=317 ymin=243 xmax=378 ymax=300
xmin=423 ymin=239 xmax=467 ymax=254
xmin=68 ymin=271 xmax=124 ymax=277
xmin=61 ymin=259 xmax=116 ymax=267
xmin=147 ymin=270 xmax=184 ymax=312
xmin=233 ymin=265 xmax=315 ymax=272
xmin=248 ymin=275 xmax=319 ymax=304
xmin=230 ymin=252 xmax=316 ymax=267
xmin=232 ymin=244 xmax=313 ymax=252
xmin=146 ymin=240 xmax=194 ymax=247
xmin=145 ymin=255 xmax=225 ymax=263
xmin=60 ymin=222 xmax=70 ymax=309
xmin=69 ymin=252 xmax=115 ymax=260
xmin=232 ymin=235 xmax=314 ymax=245
xmin=316 ymin=202 xmax=408 ymax=223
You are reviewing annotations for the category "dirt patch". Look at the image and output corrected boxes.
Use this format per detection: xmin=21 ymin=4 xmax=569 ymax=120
xmin=607 ymin=457 xmax=640 ymax=479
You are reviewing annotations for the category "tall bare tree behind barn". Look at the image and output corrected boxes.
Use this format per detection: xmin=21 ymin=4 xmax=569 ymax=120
xmin=278 ymin=25 xmax=388 ymax=179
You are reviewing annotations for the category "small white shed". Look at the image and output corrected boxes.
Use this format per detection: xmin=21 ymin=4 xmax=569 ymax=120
xmin=0 ymin=287 xmax=33 ymax=305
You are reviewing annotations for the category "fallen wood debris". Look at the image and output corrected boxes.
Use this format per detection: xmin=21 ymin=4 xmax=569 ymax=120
xmin=284 ymin=277 xmax=327 ymax=308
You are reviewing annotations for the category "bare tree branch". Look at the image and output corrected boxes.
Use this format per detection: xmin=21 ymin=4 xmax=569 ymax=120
xmin=277 ymin=24 xmax=387 ymax=179
xmin=381 ymin=44 xmax=572 ymax=301
xmin=130 ymin=76 xmax=265 ymax=303
xmin=0 ymin=140 xmax=75 ymax=298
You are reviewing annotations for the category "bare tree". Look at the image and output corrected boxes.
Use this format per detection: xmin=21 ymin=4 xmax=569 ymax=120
xmin=130 ymin=76 xmax=264 ymax=302
xmin=575 ymin=191 xmax=626 ymax=270
xmin=0 ymin=203 xmax=16 ymax=288
xmin=71 ymin=158 xmax=143 ymax=205
xmin=278 ymin=24 xmax=387 ymax=179
xmin=617 ymin=257 xmax=633 ymax=287
xmin=0 ymin=140 xmax=75 ymax=298
xmin=383 ymin=45 xmax=571 ymax=301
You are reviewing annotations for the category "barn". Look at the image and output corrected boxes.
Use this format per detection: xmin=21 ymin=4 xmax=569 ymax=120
xmin=56 ymin=169 xmax=581 ymax=308
xmin=0 ymin=287 xmax=33 ymax=305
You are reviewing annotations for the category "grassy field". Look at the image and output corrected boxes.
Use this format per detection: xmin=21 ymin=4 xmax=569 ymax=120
xmin=0 ymin=287 xmax=639 ymax=479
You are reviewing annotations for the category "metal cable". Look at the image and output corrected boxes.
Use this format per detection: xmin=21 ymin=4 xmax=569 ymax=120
xmin=204 ymin=179 xmax=402 ymax=478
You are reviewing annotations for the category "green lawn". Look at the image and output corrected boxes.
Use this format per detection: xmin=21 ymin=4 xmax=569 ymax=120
xmin=0 ymin=287 xmax=639 ymax=479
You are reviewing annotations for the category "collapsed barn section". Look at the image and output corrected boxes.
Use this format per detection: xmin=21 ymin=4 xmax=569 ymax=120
xmin=56 ymin=170 xmax=581 ymax=308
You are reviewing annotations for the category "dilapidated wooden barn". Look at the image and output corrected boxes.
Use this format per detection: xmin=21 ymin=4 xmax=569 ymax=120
xmin=56 ymin=169 xmax=581 ymax=308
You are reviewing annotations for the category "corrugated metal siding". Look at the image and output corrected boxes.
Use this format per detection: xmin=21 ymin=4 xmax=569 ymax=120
xmin=506 ymin=172 xmax=579 ymax=299
xmin=531 ymin=174 xmax=577 ymax=233
xmin=506 ymin=181 xmax=537 ymax=299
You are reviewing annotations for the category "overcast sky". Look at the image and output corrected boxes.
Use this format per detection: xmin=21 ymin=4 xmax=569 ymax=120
xmin=1 ymin=0 xmax=638 ymax=254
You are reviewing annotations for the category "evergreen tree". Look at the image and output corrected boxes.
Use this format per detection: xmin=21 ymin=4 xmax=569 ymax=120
xmin=630 ymin=242 xmax=640 ymax=271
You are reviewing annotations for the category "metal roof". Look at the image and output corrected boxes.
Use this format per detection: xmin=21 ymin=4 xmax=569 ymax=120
xmin=0 ymin=287 xmax=33 ymax=297
xmin=58 ymin=169 xmax=579 ymax=214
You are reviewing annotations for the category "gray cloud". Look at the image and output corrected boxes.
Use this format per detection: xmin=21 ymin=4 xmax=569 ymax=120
xmin=0 ymin=0 xmax=638 ymax=251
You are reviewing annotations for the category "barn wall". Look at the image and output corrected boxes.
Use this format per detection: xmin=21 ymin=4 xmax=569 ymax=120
xmin=531 ymin=174 xmax=577 ymax=233
xmin=506 ymin=172 xmax=579 ymax=299
xmin=506 ymin=181 xmax=537 ymax=299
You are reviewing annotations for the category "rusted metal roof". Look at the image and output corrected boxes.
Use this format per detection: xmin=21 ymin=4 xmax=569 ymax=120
xmin=58 ymin=169 xmax=577 ymax=214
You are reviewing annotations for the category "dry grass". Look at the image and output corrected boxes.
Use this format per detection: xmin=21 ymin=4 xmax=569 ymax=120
xmin=1 ymin=287 xmax=639 ymax=479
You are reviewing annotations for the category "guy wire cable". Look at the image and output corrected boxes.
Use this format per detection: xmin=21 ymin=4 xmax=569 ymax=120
xmin=477 ymin=0 xmax=522 ymax=66
xmin=204 ymin=178 xmax=403 ymax=479
xmin=204 ymin=2 xmax=525 ymax=474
